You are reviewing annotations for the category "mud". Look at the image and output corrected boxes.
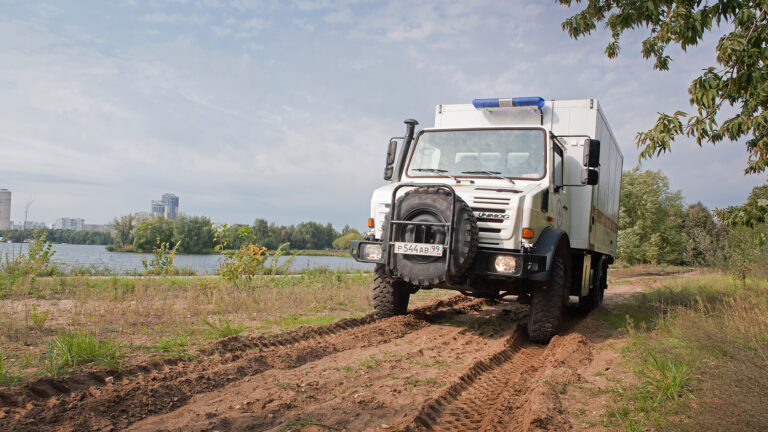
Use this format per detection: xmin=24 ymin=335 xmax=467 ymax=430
xmin=0 ymin=279 xmax=654 ymax=432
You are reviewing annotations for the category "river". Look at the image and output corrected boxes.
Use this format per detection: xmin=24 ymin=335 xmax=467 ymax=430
xmin=0 ymin=243 xmax=372 ymax=274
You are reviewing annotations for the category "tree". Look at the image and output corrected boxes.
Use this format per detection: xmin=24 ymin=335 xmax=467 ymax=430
xmin=713 ymin=183 xmax=768 ymax=226
xmin=133 ymin=217 xmax=175 ymax=252
xmin=618 ymin=167 xmax=686 ymax=264
xmin=681 ymin=202 xmax=723 ymax=266
xmin=173 ymin=215 xmax=214 ymax=254
xmin=558 ymin=1 xmax=768 ymax=173
xmin=110 ymin=214 xmax=136 ymax=247
xmin=332 ymin=231 xmax=363 ymax=250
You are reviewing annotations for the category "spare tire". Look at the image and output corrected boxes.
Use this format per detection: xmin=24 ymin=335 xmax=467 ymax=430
xmin=388 ymin=186 xmax=478 ymax=286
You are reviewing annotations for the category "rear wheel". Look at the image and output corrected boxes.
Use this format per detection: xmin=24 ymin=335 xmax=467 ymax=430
xmin=527 ymin=256 xmax=566 ymax=343
xmin=372 ymin=264 xmax=411 ymax=319
xmin=579 ymin=256 xmax=606 ymax=310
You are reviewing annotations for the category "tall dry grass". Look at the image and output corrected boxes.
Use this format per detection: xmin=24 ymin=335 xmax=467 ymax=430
xmin=604 ymin=273 xmax=768 ymax=431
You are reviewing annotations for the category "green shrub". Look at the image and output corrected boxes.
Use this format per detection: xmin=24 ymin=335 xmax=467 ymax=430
xmin=204 ymin=316 xmax=247 ymax=339
xmin=1 ymin=230 xmax=58 ymax=295
xmin=141 ymin=239 xmax=181 ymax=276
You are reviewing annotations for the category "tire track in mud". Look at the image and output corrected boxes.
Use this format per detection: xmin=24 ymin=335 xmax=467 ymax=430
xmin=0 ymin=295 xmax=487 ymax=432
xmin=402 ymin=329 xmax=546 ymax=432
xmin=401 ymin=312 xmax=595 ymax=432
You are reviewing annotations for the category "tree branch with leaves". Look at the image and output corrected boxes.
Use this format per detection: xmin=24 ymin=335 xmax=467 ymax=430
xmin=558 ymin=0 xmax=768 ymax=173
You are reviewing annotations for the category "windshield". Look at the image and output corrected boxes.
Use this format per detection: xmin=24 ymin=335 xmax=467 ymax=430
xmin=406 ymin=129 xmax=546 ymax=180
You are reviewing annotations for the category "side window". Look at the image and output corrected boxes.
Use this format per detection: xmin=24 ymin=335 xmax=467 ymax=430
xmin=553 ymin=145 xmax=564 ymax=187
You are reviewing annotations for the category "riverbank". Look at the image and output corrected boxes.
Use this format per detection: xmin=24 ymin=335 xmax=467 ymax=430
xmin=104 ymin=244 xmax=349 ymax=257
xmin=0 ymin=243 xmax=370 ymax=275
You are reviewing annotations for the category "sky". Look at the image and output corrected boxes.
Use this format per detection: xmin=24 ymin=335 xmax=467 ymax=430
xmin=1 ymin=0 xmax=765 ymax=230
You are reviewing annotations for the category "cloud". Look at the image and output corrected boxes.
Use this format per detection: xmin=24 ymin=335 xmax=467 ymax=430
xmin=0 ymin=1 xmax=762 ymax=229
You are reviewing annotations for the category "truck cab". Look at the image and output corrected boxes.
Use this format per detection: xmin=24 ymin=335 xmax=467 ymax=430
xmin=351 ymin=97 xmax=623 ymax=342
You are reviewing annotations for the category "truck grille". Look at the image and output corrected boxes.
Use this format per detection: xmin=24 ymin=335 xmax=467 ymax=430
xmin=470 ymin=198 xmax=512 ymax=244
xmin=473 ymin=196 xmax=511 ymax=206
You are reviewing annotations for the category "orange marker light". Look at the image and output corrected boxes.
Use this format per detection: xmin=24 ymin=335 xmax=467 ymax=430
xmin=522 ymin=228 xmax=535 ymax=239
xmin=368 ymin=218 xmax=375 ymax=228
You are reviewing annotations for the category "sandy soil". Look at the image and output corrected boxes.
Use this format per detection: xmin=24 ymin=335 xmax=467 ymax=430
xmin=0 ymin=276 xmax=673 ymax=432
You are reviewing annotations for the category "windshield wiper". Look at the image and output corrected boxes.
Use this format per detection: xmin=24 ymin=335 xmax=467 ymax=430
xmin=412 ymin=168 xmax=461 ymax=182
xmin=460 ymin=170 xmax=515 ymax=184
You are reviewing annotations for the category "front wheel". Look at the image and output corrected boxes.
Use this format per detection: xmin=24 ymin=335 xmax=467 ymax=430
xmin=372 ymin=264 xmax=411 ymax=319
xmin=527 ymin=256 xmax=566 ymax=343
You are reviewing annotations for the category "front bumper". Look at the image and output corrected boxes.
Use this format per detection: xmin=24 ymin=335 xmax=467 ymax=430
xmin=350 ymin=240 xmax=546 ymax=278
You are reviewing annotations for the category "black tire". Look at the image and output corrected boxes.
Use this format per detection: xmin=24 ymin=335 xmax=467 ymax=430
xmin=372 ymin=264 xmax=411 ymax=319
xmin=527 ymin=256 xmax=566 ymax=343
xmin=390 ymin=186 xmax=478 ymax=286
xmin=579 ymin=256 xmax=606 ymax=310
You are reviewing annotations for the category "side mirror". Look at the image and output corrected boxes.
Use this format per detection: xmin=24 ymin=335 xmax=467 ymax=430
xmin=581 ymin=168 xmax=599 ymax=185
xmin=386 ymin=139 xmax=398 ymax=165
xmin=583 ymin=138 xmax=600 ymax=168
xmin=384 ymin=138 xmax=400 ymax=181
xmin=383 ymin=165 xmax=394 ymax=181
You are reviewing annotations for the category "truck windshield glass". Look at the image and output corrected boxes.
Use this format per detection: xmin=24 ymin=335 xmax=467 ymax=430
xmin=406 ymin=129 xmax=546 ymax=179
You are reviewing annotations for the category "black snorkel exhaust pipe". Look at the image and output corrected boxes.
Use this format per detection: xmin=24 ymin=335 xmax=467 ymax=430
xmin=394 ymin=119 xmax=419 ymax=181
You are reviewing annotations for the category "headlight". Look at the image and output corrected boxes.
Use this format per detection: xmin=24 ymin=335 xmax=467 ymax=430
xmin=362 ymin=244 xmax=383 ymax=261
xmin=494 ymin=255 xmax=520 ymax=273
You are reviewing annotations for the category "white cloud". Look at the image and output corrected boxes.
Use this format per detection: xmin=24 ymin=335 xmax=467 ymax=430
xmin=0 ymin=1 xmax=762 ymax=229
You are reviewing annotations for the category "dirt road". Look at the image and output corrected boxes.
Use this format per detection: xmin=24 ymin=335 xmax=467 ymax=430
xmin=0 ymin=277 xmax=662 ymax=432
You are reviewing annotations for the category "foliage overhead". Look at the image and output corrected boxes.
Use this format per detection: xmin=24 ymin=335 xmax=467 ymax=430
xmin=558 ymin=0 xmax=768 ymax=173
xmin=713 ymin=182 xmax=768 ymax=225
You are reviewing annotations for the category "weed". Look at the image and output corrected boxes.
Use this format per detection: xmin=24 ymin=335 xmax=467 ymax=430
xmin=140 ymin=239 xmax=180 ymax=276
xmin=639 ymin=353 xmax=693 ymax=406
xmin=358 ymin=356 xmax=380 ymax=369
xmin=49 ymin=330 xmax=123 ymax=369
xmin=27 ymin=304 xmax=50 ymax=331
xmin=0 ymin=351 xmax=20 ymax=386
xmin=204 ymin=316 xmax=247 ymax=339
xmin=153 ymin=335 xmax=194 ymax=361
xmin=336 ymin=365 xmax=354 ymax=375
xmin=275 ymin=379 xmax=307 ymax=394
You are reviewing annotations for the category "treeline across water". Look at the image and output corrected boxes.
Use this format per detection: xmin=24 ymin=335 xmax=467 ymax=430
xmin=0 ymin=229 xmax=113 ymax=245
xmin=109 ymin=213 xmax=363 ymax=254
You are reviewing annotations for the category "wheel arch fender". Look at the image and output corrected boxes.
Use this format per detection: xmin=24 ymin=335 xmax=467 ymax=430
xmin=528 ymin=227 xmax=570 ymax=282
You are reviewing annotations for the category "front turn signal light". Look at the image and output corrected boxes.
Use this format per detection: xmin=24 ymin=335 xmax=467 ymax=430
xmin=368 ymin=218 xmax=374 ymax=228
xmin=522 ymin=228 xmax=535 ymax=239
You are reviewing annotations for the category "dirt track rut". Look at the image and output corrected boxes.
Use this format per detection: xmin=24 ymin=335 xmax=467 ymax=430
xmin=0 ymin=286 xmax=625 ymax=431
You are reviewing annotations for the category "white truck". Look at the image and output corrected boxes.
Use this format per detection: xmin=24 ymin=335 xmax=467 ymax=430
xmin=350 ymin=97 xmax=623 ymax=342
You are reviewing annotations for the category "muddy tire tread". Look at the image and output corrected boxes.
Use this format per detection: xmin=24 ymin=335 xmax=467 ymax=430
xmin=527 ymin=256 xmax=565 ymax=343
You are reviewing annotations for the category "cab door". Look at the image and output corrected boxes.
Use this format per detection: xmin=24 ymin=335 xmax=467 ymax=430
xmin=552 ymin=141 xmax=569 ymax=234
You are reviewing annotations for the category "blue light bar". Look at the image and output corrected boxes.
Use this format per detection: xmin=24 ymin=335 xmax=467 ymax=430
xmin=472 ymin=96 xmax=545 ymax=109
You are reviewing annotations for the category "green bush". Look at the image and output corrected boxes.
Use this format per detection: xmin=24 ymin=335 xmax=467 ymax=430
xmin=140 ymin=239 xmax=181 ymax=276
xmin=1 ymin=230 xmax=58 ymax=295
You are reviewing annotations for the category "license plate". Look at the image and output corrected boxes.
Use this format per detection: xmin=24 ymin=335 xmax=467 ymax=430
xmin=392 ymin=242 xmax=444 ymax=257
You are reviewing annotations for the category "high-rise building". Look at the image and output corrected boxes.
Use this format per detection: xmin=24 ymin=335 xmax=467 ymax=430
xmin=149 ymin=193 xmax=179 ymax=220
xmin=162 ymin=193 xmax=179 ymax=220
xmin=150 ymin=200 xmax=165 ymax=218
xmin=54 ymin=217 xmax=85 ymax=231
xmin=0 ymin=189 xmax=10 ymax=231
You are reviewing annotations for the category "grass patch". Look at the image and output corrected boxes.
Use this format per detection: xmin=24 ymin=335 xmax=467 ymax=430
xmin=204 ymin=317 xmax=248 ymax=339
xmin=358 ymin=356 xmax=380 ymax=369
xmin=0 ymin=351 xmax=20 ymax=386
xmin=602 ymin=273 xmax=768 ymax=431
xmin=49 ymin=330 xmax=123 ymax=369
xmin=153 ymin=335 xmax=194 ymax=361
